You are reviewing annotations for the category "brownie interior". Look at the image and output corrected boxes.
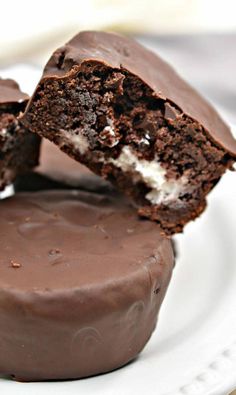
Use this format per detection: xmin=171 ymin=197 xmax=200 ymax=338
xmin=0 ymin=103 xmax=40 ymax=190
xmin=26 ymin=62 xmax=233 ymax=232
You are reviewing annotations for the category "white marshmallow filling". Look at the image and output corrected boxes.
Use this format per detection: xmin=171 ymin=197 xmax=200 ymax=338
xmin=58 ymin=125 xmax=188 ymax=206
xmin=108 ymin=146 xmax=188 ymax=205
xmin=59 ymin=129 xmax=89 ymax=155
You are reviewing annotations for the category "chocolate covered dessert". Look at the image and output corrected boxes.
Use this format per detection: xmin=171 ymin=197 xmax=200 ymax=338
xmin=22 ymin=31 xmax=236 ymax=233
xmin=0 ymin=189 xmax=174 ymax=381
xmin=0 ymin=78 xmax=40 ymax=189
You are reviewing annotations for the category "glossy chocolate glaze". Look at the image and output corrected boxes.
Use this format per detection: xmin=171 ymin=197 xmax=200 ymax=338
xmin=0 ymin=78 xmax=28 ymax=106
xmin=0 ymin=189 xmax=174 ymax=381
xmin=39 ymin=31 xmax=236 ymax=155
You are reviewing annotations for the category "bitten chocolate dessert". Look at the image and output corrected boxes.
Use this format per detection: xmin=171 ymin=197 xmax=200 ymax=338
xmin=0 ymin=189 xmax=174 ymax=381
xmin=0 ymin=78 xmax=40 ymax=189
xmin=22 ymin=31 xmax=236 ymax=233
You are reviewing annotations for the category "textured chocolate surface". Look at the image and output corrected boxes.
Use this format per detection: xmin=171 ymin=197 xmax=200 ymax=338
xmin=0 ymin=78 xmax=40 ymax=190
xmin=22 ymin=32 xmax=236 ymax=233
xmin=0 ymin=189 xmax=174 ymax=381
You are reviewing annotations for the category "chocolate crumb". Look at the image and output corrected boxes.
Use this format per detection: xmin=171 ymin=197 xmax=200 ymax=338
xmin=10 ymin=260 xmax=21 ymax=268
xmin=127 ymin=228 xmax=134 ymax=234
xmin=48 ymin=249 xmax=61 ymax=256
xmin=164 ymin=102 xmax=181 ymax=121
xmin=52 ymin=212 xmax=59 ymax=218
xmin=154 ymin=286 xmax=160 ymax=294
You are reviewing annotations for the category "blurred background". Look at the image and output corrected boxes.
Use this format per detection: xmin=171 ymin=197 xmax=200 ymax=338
xmin=1 ymin=0 xmax=236 ymax=129
xmin=0 ymin=0 xmax=236 ymax=63
xmin=1 ymin=0 xmax=236 ymax=63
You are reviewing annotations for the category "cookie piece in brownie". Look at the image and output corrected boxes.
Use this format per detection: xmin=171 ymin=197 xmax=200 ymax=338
xmin=22 ymin=31 xmax=236 ymax=234
xmin=0 ymin=78 xmax=40 ymax=190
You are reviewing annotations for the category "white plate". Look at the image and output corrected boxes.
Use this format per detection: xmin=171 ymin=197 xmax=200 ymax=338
xmin=0 ymin=67 xmax=235 ymax=395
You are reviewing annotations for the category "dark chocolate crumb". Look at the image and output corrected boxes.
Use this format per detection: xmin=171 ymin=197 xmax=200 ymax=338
xmin=48 ymin=249 xmax=61 ymax=256
xmin=52 ymin=212 xmax=59 ymax=218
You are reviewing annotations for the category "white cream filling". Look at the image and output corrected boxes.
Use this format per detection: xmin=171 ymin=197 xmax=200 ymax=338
xmin=139 ymin=133 xmax=151 ymax=146
xmin=109 ymin=146 xmax=188 ymax=205
xmin=103 ymin=125 xmax=115 ymax=136
xmin=99 ymin=118 xmax=120 ymax=147
xmin=59 ymin=130 xmax=89 ymax=155
xmin=0 ymin=128 xmax=7 ymax=137
xmin=58 ymin=127 xmax=188 ymax=205
xmin=107 ymin=117 xmax=114 ymax=129
xmin=104 ymin=118 xmax=117 ymax=140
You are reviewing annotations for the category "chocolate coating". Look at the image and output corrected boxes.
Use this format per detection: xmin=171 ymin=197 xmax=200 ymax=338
xmin=0 ymin=189 xmax=174 ymax=381
xmin=41 ymin=31 xmax=236 ymax=155
xmin=0 ymin=78 xmax=28 ymax=105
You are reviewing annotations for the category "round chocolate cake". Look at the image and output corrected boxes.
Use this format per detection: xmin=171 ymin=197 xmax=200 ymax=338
xmin=0 ymin=189 xmax=174 ymax=381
